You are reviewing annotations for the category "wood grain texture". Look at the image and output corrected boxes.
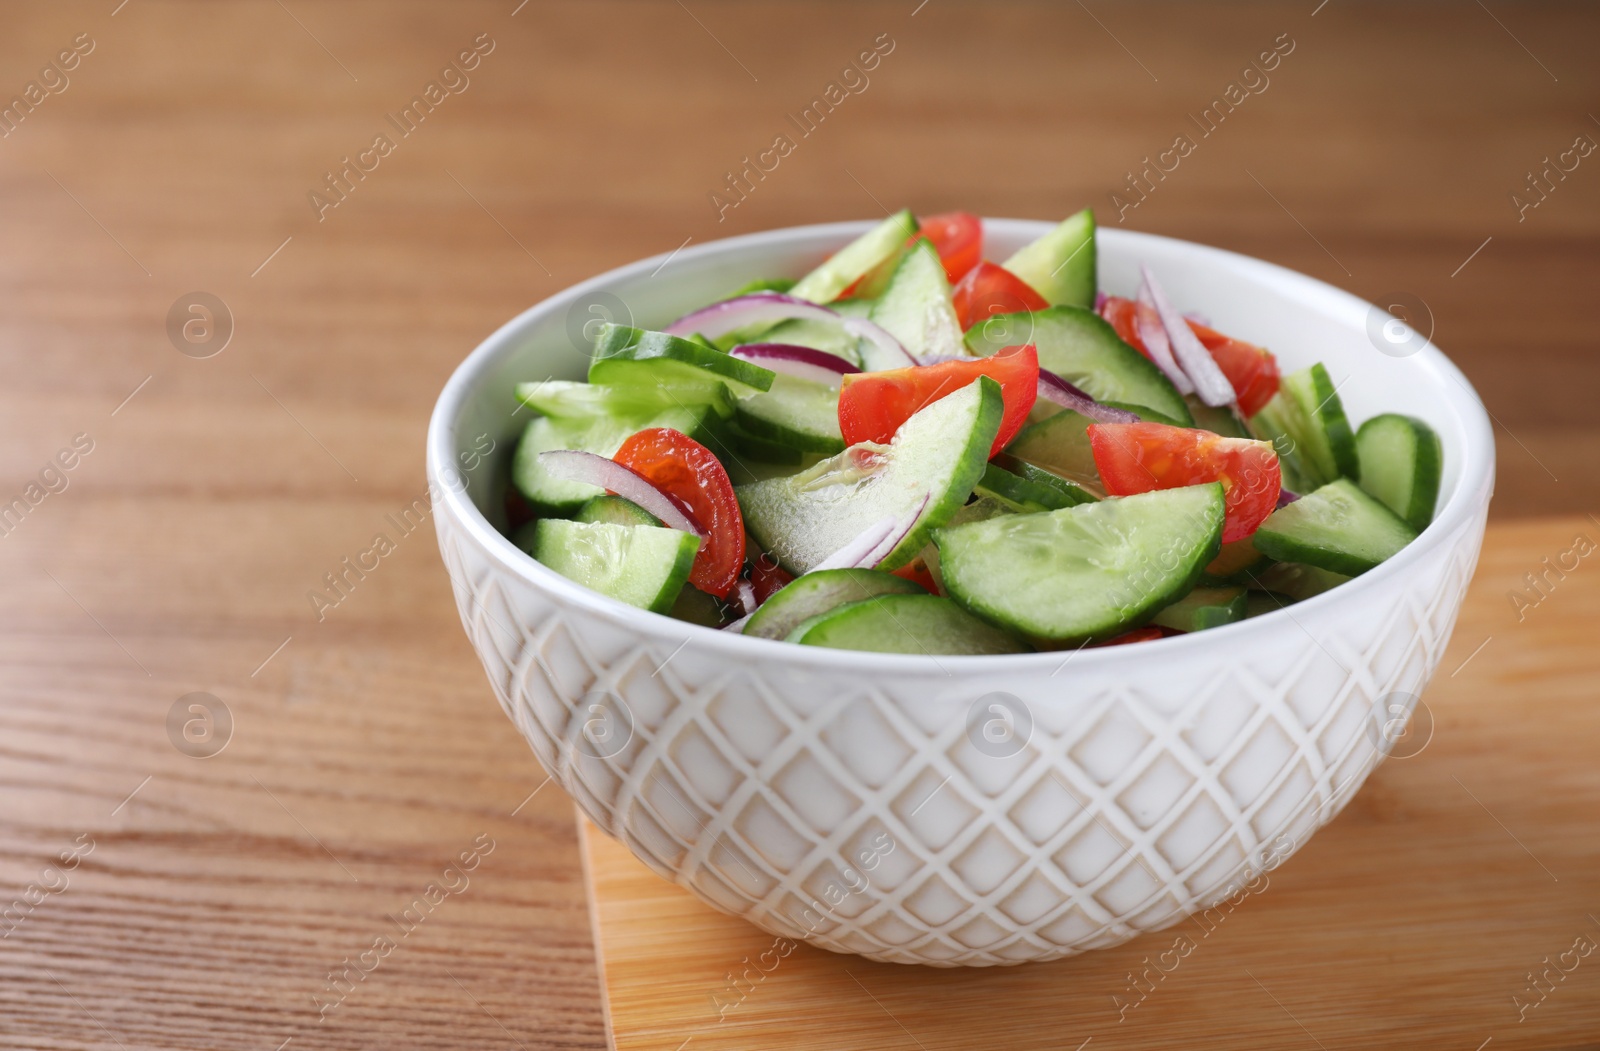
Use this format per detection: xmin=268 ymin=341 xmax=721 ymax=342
xmin=587 ymin=515 xmax=1600 ymax=1051
xmin=0 ymin=0 xmax=1594 ymax=1047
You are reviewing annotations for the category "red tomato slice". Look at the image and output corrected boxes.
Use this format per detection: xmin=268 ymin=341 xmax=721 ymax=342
xmin=891 ymin=560 xmax=940 ymax=594
xmin=748 ymin=553 xmax=794 ymax=606
xmin=1186 ymin=321 xmax=1281 ymax=417
xmin=952 ymin=262 xmax=1049 ymax=331
xmin=612 ymin=428 xmax=745 ymax=598
xmin=1095 ymin=625 xmax=1182 ymax=647
xmin=1087 ymin=422 xmax=1281 ymax=543
xmin=838 ymin=345 xmax=1039 ymax=458
xmin=1100 ymin=296 xmax=1282 ymax=417
xmin=911 ymin=212 xmax=983 ymax=283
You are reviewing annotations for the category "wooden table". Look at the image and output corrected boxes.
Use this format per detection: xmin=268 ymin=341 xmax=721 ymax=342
xmin=0 ymin=3 xmax=1593 ymax=1048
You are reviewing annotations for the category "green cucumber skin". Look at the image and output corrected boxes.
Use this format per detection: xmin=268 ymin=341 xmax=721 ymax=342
xmin=531 ymin=519 xmax=700 ymax=614
xmin=790 ymin=210 xmax=919 ymax=304
xmin=588 ymin=324 xmax=776 ymax=397
xmin=736 ymin=376 xmax=1003 ymax=574
xmin=516 ymin=379 xmax=736 ymax=422
xmin=1002 ymin=410 xmax=1104 ymax=493
xmin=966 ymin=306 xmax=1192 ymax=425
xmin=868 ymin=238 xmax=966 ymax=363
xmin=1152 ymin=586 xmax=1247 ymax=632
xmin=1252 ymin=478 xmax=1417 ymax=577
xmin=1356 ymin=413 xmax=1442 ymax=532
xmin=742 ymin=568 xmax=921 ymax=640
xmin=733 ymin=373 xmax=846 ymax=455
xmin=975 ymin=462 xmax=1080 ymax=512
xmin=1186 ymin=398 xmax=1252 ymax=438
xmin=993 ymin=456 xmax=1098 ymax=506
xmin=1253 ymin=363 xmax=1357 ymax=487
xmin=575 ymin=495 xmax=661 ymax=528
xmin=511 ymin=406 xmax=712 ymax=514
xmin=788 ymin=594 xmax=1029 ymax=655
xmin=669 ymin=585 xmax=729 ymax=627
xmin=935 ymin=483 xmax=1225 ymax=643
xmin=1247 ymin=560 xmax=1350 ymax=601
xmin=1001 ymin=209 xmax=1096 ymax=309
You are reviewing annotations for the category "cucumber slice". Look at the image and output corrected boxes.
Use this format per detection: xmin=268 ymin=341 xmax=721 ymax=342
xmin=1252 ymin=478 xmax=1417 ymax=576
xmin=935 ymin=484 xmax=1225 ymax=643
xmin=790 ymin=210 xmax=919 ymax=304
xmin=992 ymin=455 xmax=1099 ymax=506
xmin=1152 ymin=586 xmax=1246 ymax=632
xmin=511 ymin=405 xmax=712 ymax=514
xmin=515 ymin=379 xmax=736 ymax=422
xmin=531 ymin=519 xmax=700 ymax=614
xmin=1186 ymin=398 xmax=1252 ymax=438
xmin=975 ymin=462 xmax=1086 ymax=512
xmin=1199 ymin=536 xmax=1269 ymax=585
xmin=736 ymin=376 xmax=1003 ymax=574
xmin=588 ymin=324 xmax=775 ymax=405
xmin=734 ymin=373 xmax=845 ymax=454
xmin=742 ymin=568 xmax=922 ymax=640
xmin=1002 ymin=409 xmax=1103 ymax=492
xmin=1247 ymin=560 xmax=1350 ymax=601
xmin=704 ymin=422 xmax=805 ymax=466
xmin=1248 ymin=363 xmax=1357 ymax=488
xmin=1244 ymin=590 xmax=1297 ymax=619
xmin=575 ymin=495 xmax=661 ymax=527
xmin=669 ymin=585 xmax=729 ymax=627
xmin=1001 ymin=208 xmax=1096 ymax=309
xmin=868 ymin=239 xmax=966 ymax=363
xmin=788 ymin=594 xmax=1029 ymax=655
xmin=966 ymin=307 xmax=1192 ymax=425
xmin=729 ymin=277 xmax=796 ymax=296
xmin=1356 ymin=413 xmax=1442 ymax=532
xmin=757 ymin=298 xmax=872 ymax=366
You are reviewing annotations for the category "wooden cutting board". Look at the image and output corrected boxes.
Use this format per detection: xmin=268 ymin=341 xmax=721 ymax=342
xmin=579 ymin=516 xmax=1600 ymax=1051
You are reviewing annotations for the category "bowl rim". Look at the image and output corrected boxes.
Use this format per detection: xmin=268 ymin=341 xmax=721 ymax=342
xmin=427 ymin=218 xmax=1495 ymax=672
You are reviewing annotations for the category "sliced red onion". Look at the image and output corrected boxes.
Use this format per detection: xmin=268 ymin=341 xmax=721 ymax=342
xmin=842 ymin=317 xmax=918 ymax=368
xmin=537 ymin=450 xmax=704 ymax=536
xmin=1037 ymin=370 xmax=1141 ymax=424
xmin=1133 ymin=287 xmax=1194 ymax=395
xmin=1184 ymin=311 xmax=1211 ymax=327
xmin=663 ymin=292 xmax=916 ymax=368
xmin=857 ymin=497 xmax=928 ymax=568
xmin=1094 ymin=291 xmax=1108 ymax=311
xmin=728 ymin=343 xmax=859 ymax=385
xmin=665 ymin=291 xmax=836 ymax=338
xmin=733 ymin=579 xmax=758 ymax=617
xmin=723 ymin=613 xmax=753 ymax=633
xmin=810 ymin=515 xmax=899 ymax=572
xmin=1276 ymin=487 xmax=1300 ymax=509
xmin=1139 ymin=265 xmax=1236 ymax=408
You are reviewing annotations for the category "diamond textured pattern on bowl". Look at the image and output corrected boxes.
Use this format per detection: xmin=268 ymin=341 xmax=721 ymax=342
xmin=436 ymin=500 xmax=1487 ymax=966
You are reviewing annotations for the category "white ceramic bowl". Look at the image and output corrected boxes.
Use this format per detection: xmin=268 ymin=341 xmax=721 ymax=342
xmin=428 ymin=220 xmax=1494 ymax=966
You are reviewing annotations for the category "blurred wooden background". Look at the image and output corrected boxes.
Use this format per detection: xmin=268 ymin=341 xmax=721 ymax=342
xmin=0 ymin=2 xmax=1595 ymax=1048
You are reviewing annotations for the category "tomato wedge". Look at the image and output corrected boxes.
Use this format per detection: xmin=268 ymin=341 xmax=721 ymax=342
xmin=612 ymin=428 xmax=744 ymax=598
xmin=1087 ymin=422 xmax=1281 ymax=543
xmin=952 ymin=262 xmax=1048 ymax=331
xmin=911 ymin=212 xmax=983 ymax=283
xmin=1095 ymin=625 xmax=1182 ymax=647
xmin=748 ymin=553 xmax=794 ymax=605
xmin=838 ymin=345 xmax=1039 ymax=457
xmin=1099 ymin=296 xmax=1281 ymax=416
xmin=1186 ymin=321 xmax=1280 ymax=417
xmin=891 ymin=560 xmax=940 ymax=594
